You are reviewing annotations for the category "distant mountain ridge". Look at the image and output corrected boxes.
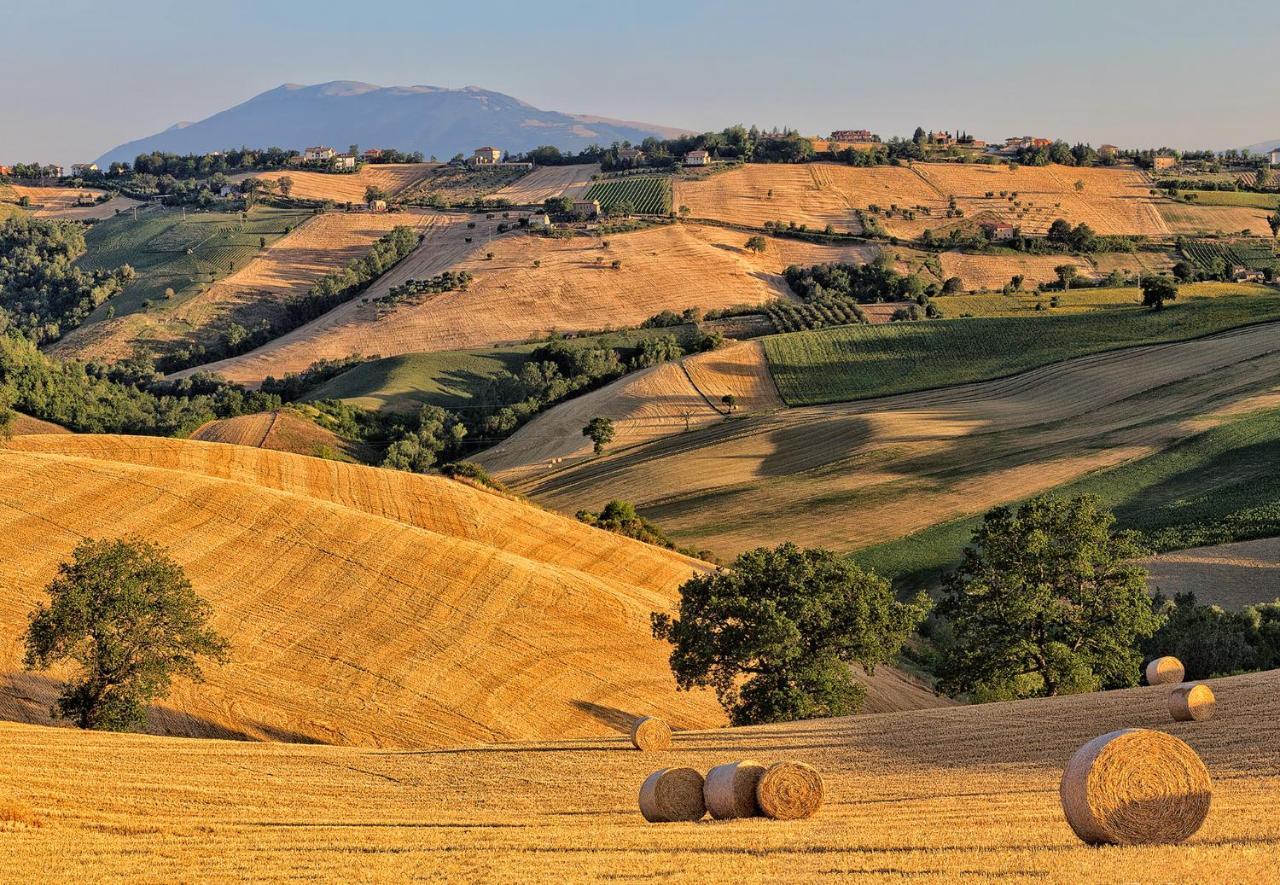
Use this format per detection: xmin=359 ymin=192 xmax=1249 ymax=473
xmin=1241 ymin=139 xmax=1280 ymax=156
xmin=96 ymin=81 xmax=690 ymax=166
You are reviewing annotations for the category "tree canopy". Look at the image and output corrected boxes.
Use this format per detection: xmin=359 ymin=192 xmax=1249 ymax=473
xmin=652 ymin=543 xmax=927 ymax=725
xmin=1142 ymin=275 xmax=1179 ymax=310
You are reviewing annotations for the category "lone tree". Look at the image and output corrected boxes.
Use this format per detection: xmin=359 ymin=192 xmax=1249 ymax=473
xmin=937 ymin=495 xmax=1158 ymax=701
xmin=277 ymin=175 xmax=294 ymax=198
xmin=24 ymin=538 xmax=229 ymax=731
xmin=744 ymin=235 xmax=767 ymax=253
xmin=1142 ymin=275 xmax=1179 ymax=310
xmin=1054 ymin=264 xmax=1078 ymax=290
xmin=652 ymin=543 xmax=928 ymax=725
xmin=582 ymin=416 xmax=615 ymax=455
xmin=721 ymin=393 xmax=738 ymax=413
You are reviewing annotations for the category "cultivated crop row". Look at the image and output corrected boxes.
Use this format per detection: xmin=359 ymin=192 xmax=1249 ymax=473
xmin=584 ymin=177 xmax=672 ymax=215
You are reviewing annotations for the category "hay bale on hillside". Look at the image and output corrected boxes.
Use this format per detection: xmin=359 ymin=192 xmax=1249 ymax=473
xmin=1146 ymin=656 xmax=1186 ymax=685
xmin=704 ymin=760 xmax=766 ymax=819
xmin=1059 ymin=728 xmax=1211 ymax=845
xmin=756 ymin=761 xmax=824 ymax=820
xmin=1169 ymin=684 xmax=1217 ymax=722
xmin=638 ymin=767 xmax=706 ymax=823
xmin=630 ymin=716 xmax=672 ymax=751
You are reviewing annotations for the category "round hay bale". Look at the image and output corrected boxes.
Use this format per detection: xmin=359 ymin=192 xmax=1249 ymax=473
xmin=638 ymin=767 xmax=706 ymax=823
xmin=1169 ymin=683 xmax=1217 ymax=722
xmin=629 ymin=716 xmax=672 ymax=752
xmin=755 ymin=761 xmax=824 ymax=821
xmin=704 ymin=759 xmax=767 ymax=820
xmin=1146 ymin=656 xmax=1186 ymax=686
xmin=1059 ymin=728 xmax=1211 ymax=845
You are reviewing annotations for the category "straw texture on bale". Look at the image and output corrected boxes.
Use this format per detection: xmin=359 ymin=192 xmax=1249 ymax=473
xmin=1169 ymin=684 xmax=1217 ymax=722
xmin=755 ymin=761 xmax=824 ymax=821
xmin=703 ymin=760 xmax=766 ymax=820
xmin=630 ymin=716 xmax=672 ymax=752
xmin=638 ymin=767 xmax=706 ymax=823
xmin=1146 ymin=656 xmax=1186 ymax=686
xmin=1059 ymin=728 xmax=1211 ymax=845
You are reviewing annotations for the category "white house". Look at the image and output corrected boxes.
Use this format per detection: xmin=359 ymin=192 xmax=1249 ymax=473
xmin=71 ymin=163 xmax=99 ymax=176
xmin=1270 ymin=148 xmax=1280 ymax=167
xmin=684 ymin=149 xmax=711 ymax=166
xmin=528 ymin=211 xmax=551 ymax=229
xmin=334 ymin=154 xmax=357 ymax=170
xmin=471 ymin=147 xmax=503 ymax=166
xmin=368 ymin=199 xmax=388 ymax=212
xmin=303 ymin=146 xmax=336 ymax=162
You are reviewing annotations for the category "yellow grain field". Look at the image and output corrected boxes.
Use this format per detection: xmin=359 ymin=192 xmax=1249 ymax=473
xmin=491 ymin=163 xmax=601 ymax=203
xmin=181 ymin=224 xmax=879 ymax=387
xmin=7 ymin=185 xmax=142 ymax=220
xmin=0 ymin=434 xmax=721 ymax=746
xmin=1157 ymin=202 xmax=1276 ymax=237
xmin=937 ymin=251 xmax=1092 ymax=290
xmin=1144 ymin=537 xmax=1280 ymax=610
xmin=237 ymin=163 xmax=434 ymax=202
xmin=511 ymin=323 xmax=1280 ymax=558
xmin=477 ymin=341 xmax=782 ymax=478
xmin=190 ymin=408 xmax=364 ymax=461
xmin=53 ymin=210 xmax=441 ymax=363
xmin=0 ymin=669 xmax=1276 ymax=881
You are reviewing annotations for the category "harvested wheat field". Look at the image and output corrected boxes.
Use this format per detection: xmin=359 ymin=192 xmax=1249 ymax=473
xmin=6 ymin=185 xmax=141 ymax=220
xmin=1157 ymin=202 xmax=1276 ymax=237
xmin=0 ymin=434 xmax=724 ymax=746
xmin=491 ymin=163 xmax=600 ymax=203
xmin=7 ymin=414 xmax=69 ymax=436
xmin=1144 ymin=537 xmax=1280 ymax=610
xmin=1 ymin=670 xmax=1276 ymax=881
xmin=190 ymin=408 xmax=367 ymax=461
xmin=478 ymin=341 xmax=783 ymax=478
xmin=510 ymin=322 xmax=1280 ymax=558
xmin=912 ymin=164 xmax=1169 ymax=236
xmin=234 ymin=163 xmax=434 ymax=203
xmin=938 ymin=250 xmax=1092 ymax=291
xmin=183 ymin=223 xmax=879 ymax=387
xmin=54 ymin=210 xmax=442 ymax=363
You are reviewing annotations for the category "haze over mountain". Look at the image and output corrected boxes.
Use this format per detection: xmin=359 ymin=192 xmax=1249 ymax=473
xmin=96 ymin=81 xmax=690 ymax=166
xmin=1241 ymin=138 xmax=1280 ymax=156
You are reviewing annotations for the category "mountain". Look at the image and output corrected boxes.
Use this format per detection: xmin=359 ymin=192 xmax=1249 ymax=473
xmin=1241 ymin=139 xmax=1280 ymax=155
xmin=96 ymin=81 xmax=690 ymax=166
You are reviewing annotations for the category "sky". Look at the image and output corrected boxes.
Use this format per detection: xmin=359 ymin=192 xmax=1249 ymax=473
xmin=3 ymin=0 xmax=1278 ymax=165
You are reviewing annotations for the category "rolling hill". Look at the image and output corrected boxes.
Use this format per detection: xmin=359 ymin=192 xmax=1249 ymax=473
xmin=95 ymin=81 xmax=687 ymax=167
xmin=1 ymin=668 xmax=1275 ymax=879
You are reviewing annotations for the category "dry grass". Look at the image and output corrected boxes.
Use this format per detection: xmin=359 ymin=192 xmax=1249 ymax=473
xmin=937 ymin=251 xmax=1092 ymax=291
xmin=512 ymin=323 xmax=1280 ymax=558
xmin=6 ymin=185 xmax=141 ymax=220
xmin=0 ymin=434 xmax=722 ymax=746
xmin=8 ymin=413 xmax=70 ymax=436
xmin=190 ymin=408 xmax=366 ymax=462
xmin=236 ymin=164 xmax=434 ymax=203
xmin=184 ymin=224 xmax=877 ymax=388
xmin=55 ymin=210 xmax=440 ymax=363
xmin=491 ymin=164 xmax=600 ymax=203
xmin=1143 ymin=537 xmax=1280 ymax=609
xmin=0 ymin=669 xmax=1277 ymax=880
xmin=1157 ymin=202 xmax=1276 ymax=237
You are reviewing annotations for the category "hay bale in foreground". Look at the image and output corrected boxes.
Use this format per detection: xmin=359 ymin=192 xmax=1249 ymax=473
xmin=756 ymin=761 xmax=824 ymax=821
xmin=704 ymin=760 xmax=766 ymax=819
xmin=1060 ymin=728 xmax=1211 ymax=845
xmin=1169 ymin=684 xmax=1217 ymax=722
xmin=1146 ymin=656 xmax=1186 ymax=686
xmin=638 ymin=767 xmax=706 ymax=822
xmin=630 ymin=716 xmax=672 ymax=751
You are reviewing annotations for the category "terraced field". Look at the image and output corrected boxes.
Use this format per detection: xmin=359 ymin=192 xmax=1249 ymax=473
xmin=54 ymin=210 xmax=438 ymax=363
xmin=2 ymin=669 xmax=1276 ymax=880
xmin=511 ymin=322 xmax=1280 ymax=558
xmin=237 ymin=163 xmax=434 ymax=202
xmin=0 ymin=435 xmax=719 ymax=747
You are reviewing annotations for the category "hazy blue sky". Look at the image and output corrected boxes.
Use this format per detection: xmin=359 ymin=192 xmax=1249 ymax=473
xmin=3 ymin=0 xmax=1277 ymax=164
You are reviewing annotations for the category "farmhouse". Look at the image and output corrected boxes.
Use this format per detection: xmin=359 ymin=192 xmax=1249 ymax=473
xmin=48 ymin=165 xmax=65 ymax=178
xmin=528 ymin=211 xmax=551 ymax=229
xmin=1153 ymin=156 xmax=1178 ymax=171
xmin=70 ymin=163 xmax=99 ymax=176
xmin=618 ymin=148 xmax=645 ymax=163
xmin=831 ymin=129 xmax=875 ymax=142
xmin=303 ymin=146 xmax=337 ymax=162
xmin=334 ymin=154 xmax=357 ymax=170
xmin=1232 ymin=265 xmax=1265 ymax=283
xmin=471 ymin=147 xmax=503 ymax=166
xmin=219 ymin=185 xmax=238 ymax=198
xmin=684 ymin=149 xmax=712 ymax=166
xmin=984 ymin=221 xmax=1016 ymax=241
xmin=0 ymin=165 xmax=10 ymax=176
xmin=572 ymin=199 xmax=601 ymax=219
xmin=1270 ymin=148 xmax=1280 ymax=167
xmin=368 ymin=199 xmax=387 ymax=212
xmin=1100 ymin=144 xmax=1120 ymax=160
xmin=929 ymin=131 xmax=956 ymax=146
xmin=363 ymin=148 xmax=384 ymax=160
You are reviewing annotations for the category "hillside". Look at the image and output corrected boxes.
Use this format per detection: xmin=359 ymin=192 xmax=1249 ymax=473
xmin=189 ymin=408 xmax=368 ymax=462
xmin=1 ymin=669 xmax=1275 ymax=880
xmin=95 ymin=81 xmax=687 ymax=167
xmin=230 ymin=162 xmax=434 ymax=203
xmin=507 ymin=321 xmax=1280 ymax=558
xmin=0 ymin=435 xmax=722 ymax=747
xmin=1144 ymin=538 xmax=1280 ymax=610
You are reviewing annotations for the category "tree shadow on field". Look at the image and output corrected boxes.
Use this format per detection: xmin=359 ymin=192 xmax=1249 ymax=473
xmin=570 ymin=700 xmax=639 ymax=734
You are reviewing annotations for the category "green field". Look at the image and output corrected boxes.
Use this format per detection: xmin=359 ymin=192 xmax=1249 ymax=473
xmin=934 ymin=282 xmax=1272 ymax=317
xmin=306 ymin=327 xmax=697 ymax=413
xmin=1181 ymin=240 xmax=1277 ymax=273
xmin=854 ymin=407 xmax=1280 ymax=594
xmin=75 ymin=205 xmax=311 ymax=323
xmin=583 ymin=176 xmax=672 ymax=215
xmin=763 ymin=294 xmax=1280 ymax=406
xmin=1182 ymin=190 xmax=1280 ymax=209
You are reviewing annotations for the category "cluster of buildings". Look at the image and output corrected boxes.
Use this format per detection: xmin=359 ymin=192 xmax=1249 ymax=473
xmin=467 ymin=147 xmax=533 ymax=170
xmin=297 ymin=146 xmax=357 ymax=170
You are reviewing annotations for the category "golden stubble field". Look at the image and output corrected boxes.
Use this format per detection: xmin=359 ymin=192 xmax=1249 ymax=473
xmin=1 ymin=669 xmax=1276 ymax=881
xmin=234 ymin=163 xmax=435 ymax=202
xmin=54 ymin=210 xmax=442 ymax=363
xmin=5 ymin=185 xmax=143 ymax=220
xmin=510 ymin=323 xmax=1280 ymax=558
xmin=1144 ymin=537 xmax=1280 ymax=610
xmin=0 ymin=434 xmax=724 ymax=747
